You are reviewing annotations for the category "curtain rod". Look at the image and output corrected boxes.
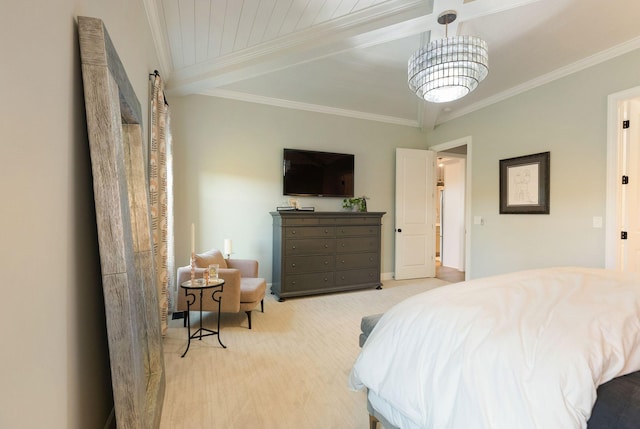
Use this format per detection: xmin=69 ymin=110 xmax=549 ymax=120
xmin=149 ymin=70 xmax=169 ymax=106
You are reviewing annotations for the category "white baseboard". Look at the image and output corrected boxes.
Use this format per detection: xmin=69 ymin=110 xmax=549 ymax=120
xmin=381 ymin=272 xmax=394 ymax=281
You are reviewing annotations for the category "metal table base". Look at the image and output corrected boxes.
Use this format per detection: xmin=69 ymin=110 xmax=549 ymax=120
xmin=181 ymin=279 xmax=226 ymax=357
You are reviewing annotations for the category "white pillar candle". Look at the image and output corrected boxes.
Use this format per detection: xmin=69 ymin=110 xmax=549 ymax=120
xmin=191 ymin=223 xmax=195 ymax=254
xmin=224 ymin=238 xmax=232 ymax=256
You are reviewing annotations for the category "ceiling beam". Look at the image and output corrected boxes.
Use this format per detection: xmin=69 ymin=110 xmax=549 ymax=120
xmin=165 ymin=0 xmax=432 ymax=95
xmin=162 ymin=0 xmax=541 ymax=99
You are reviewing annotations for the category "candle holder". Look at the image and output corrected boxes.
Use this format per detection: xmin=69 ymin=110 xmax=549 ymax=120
xmin=190 ymin=252 xmax=196 ymax=284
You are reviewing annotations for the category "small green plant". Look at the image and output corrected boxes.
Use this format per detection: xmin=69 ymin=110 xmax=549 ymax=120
xmin=342 ymin=196 xmax=368 ymax=212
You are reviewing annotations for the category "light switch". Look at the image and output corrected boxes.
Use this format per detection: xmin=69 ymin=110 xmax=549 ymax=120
xmin=473 ymin=216 xmax=484 ymax=225
xmin=593 ymin=216 xmax=603 ymax=228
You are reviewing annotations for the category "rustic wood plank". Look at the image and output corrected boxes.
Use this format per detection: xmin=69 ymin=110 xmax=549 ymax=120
xmin=124 ymin=123 xmax=166 ymax=427
xmin=78 ymin=15 xmax=165 ymax=429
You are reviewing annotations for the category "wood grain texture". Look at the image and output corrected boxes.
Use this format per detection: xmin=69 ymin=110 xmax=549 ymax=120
xmin=78 ymin=15 xmax=165 ymax=428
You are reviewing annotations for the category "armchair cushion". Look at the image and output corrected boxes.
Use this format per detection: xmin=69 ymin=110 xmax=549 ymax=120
xmin=240 ymin=278 xmax=266 ymax=303
xmin=194 ymin=249 xmax=227 ymax=269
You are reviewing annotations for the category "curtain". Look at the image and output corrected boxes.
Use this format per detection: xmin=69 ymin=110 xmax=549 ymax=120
xmin=149 ymin=72 xmax=173 ymax=336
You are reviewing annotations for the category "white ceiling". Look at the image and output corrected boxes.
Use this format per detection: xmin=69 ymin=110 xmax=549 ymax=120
xmin=145 ymin=0 xmax=640 ymax=129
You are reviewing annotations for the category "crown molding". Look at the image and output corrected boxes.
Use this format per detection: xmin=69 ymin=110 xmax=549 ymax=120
xmin=440 ymin=36 xmax=640 ymax=126
xmin=142 ymin=0 xmax=173 ymax=78
xmin=198 ymin=88 xmax=420 ymax=128
xmin=193 ymin=34 xmax=640 ymax=130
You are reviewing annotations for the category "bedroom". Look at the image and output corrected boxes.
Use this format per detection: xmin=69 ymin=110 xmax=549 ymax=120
xmin=2 ymin=0 xmax=640 ymax=428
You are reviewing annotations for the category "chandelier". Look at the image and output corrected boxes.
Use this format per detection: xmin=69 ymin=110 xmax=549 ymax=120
xmin=408 ymin=11 xmax=488 ymax=103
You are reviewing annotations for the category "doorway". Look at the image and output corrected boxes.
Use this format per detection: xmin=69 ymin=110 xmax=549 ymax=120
xmin=436 ymin=155 xmax=466 ymax=283
xmin=431 ymin=137 xmax=472 ymax=281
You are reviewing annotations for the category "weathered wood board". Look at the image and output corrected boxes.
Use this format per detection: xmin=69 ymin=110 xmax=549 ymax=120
xmin=78 ymin=16 xmax=165 ymax=428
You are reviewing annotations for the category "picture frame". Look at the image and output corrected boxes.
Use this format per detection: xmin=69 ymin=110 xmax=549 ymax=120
xmin=499 ymin=151 xmax=550 ymax=214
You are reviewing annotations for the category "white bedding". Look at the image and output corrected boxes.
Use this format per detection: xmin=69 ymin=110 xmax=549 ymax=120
xmin=349 ymin=267 xmax=640 ymax=429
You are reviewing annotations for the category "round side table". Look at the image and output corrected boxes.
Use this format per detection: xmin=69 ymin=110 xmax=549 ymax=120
xmin=180 ymin=278 xmax=226 ymax=357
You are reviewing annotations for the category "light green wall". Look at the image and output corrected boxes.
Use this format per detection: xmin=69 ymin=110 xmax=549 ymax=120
xmin=426 ymin=49 xmax=640 ymax=278
xmin=170 ymin=95 xmax=427 ymax=279
xmin=0 ymin=1 xmax=160 ymax=428
xmin=173 ymin=48 xmax=640 ymax=282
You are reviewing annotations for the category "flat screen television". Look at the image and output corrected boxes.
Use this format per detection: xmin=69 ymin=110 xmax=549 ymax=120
xmin=283 ymin=148 xmax=354 ymax=197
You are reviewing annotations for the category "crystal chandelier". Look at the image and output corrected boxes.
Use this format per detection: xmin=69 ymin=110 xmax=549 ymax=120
xmin=408 ymin=11 xmax=488 ymax=103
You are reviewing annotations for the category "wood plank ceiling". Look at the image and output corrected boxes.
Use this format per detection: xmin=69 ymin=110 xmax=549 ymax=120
xmin=163 ymin=0 xmax=390 ymax=70
xmin=151 ymin=0 xmax=640 ymax=128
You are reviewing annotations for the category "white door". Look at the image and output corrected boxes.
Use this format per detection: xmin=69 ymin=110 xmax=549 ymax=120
xmin=395 ymin=148 xmax=436 ymax=279
xmin=620 ymin=99 xmax=640 ymax=272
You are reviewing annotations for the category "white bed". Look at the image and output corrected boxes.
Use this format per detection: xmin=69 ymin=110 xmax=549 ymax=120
xmin=349 ymin=267 xmax=640 ymax=429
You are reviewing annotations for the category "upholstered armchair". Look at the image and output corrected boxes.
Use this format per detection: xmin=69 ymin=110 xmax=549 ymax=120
xmin=176 ymin=249 xmax=266 ymax=329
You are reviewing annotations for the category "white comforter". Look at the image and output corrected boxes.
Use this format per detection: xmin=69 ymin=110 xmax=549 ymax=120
xmin=349 ymin=267 xmax=640 ymax=429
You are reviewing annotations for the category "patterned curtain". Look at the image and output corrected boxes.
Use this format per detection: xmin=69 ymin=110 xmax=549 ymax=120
xmin=149 ymin=72 xmax=173 ymax=335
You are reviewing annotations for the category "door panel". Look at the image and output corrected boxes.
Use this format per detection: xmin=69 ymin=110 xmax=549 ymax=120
xmin=395 ymin=148 xmax=436 ymax=279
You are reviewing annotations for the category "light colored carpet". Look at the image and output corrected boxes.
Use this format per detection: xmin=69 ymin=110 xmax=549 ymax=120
xmin=160 ymin=278 xmax=449 ymax=429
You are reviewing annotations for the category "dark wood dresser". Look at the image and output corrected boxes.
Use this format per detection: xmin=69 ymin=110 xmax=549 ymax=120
xmin=270 ymin=211 xmax=385 ymax=300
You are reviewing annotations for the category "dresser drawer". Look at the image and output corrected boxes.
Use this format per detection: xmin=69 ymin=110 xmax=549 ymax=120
xmin=285 ymin=239 xmax=336 ymax=256
xmin=336 ymin=237 xmax=378 ymax=253
xmin=336 ymin=252 xmax=378 ymax=270
xmin=285 ymin=272 xmax=335 ymax=292
xmin=335 ymin=268 xmax=379 ymax=286
xmin=332 ymin=216 xmax=381 ymax=226
xmin=285 ymin=226 xmax=335 ymax=239
xmin=335 ymin=225 xmax=378 ymax=237
xmin=281 ymin=217 xmax=325 ymax=226
xmin=284 ymin=255 xmax=335 ymax=274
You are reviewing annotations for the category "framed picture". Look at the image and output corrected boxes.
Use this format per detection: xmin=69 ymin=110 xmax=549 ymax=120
xmin=499 ymin=151 xmax=550 ymax=214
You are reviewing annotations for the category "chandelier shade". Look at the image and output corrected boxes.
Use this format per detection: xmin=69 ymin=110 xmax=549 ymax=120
xmin=408 ymin=35 xmax=489 ymax=103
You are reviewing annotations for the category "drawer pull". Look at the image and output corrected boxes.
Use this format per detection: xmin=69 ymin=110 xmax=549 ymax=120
xmin=292 ymin=263 xmax=296 ymax=268
xmin=324 ymin=244 xmax=329 ymax=248
xmin=292 ymin=281 xmax=296 ymax=285
xmin=292 ymin=230 xmax=296 ymax=234
xmin=324 ymin=278 xmax=328 ymax=282
xmin=325 ymin=229 xmax=329 ymax=234
xmin=341 ymin=260 xmax=345 ymax=264
xmin=324 ymin=261 xmax=329 ymax=265
xmin=292 ymin=245 xmax=296 ymax=249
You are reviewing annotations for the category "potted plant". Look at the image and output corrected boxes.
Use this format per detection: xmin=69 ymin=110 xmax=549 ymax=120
xmin=342 ymin=196 xmax=368 ymax=212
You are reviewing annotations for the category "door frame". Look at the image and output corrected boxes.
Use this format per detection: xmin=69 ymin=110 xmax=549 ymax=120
xmin=430 ymin=136 xmax=473 ymax=278
xmin=606 ymin=85 xmax=640 ymax=269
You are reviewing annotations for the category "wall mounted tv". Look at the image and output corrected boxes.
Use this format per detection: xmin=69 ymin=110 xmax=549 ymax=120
xmin=283 ymin=148 xmax=354 ymax=197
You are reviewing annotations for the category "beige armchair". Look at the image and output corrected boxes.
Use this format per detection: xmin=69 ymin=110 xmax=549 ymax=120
xmin=176 ymin=249 xmax=266 ymax=329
